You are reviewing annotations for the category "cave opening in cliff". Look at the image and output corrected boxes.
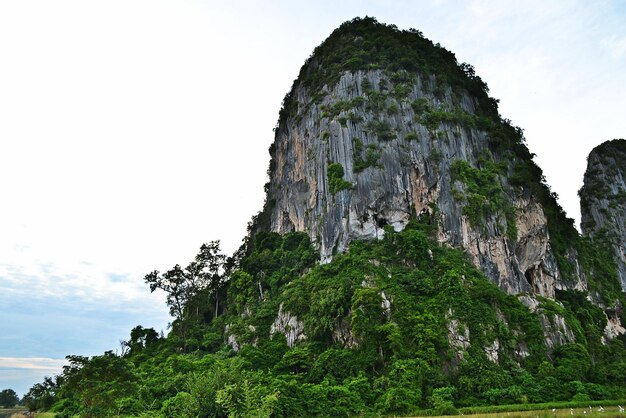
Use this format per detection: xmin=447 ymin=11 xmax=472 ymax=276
xmin=373 ymin=213 xmax=388 ymax=229
xmin=524 ymin=268 xmax=534 ymax=288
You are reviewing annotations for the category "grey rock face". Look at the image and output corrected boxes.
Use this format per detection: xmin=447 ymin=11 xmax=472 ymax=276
xmin=333 ymin=316 xmax=357 ymax=348
xmin=446 ymin=311 xmax=470 ymax=363
xmin=265 ymin=70 xmax=571 ymax=297
xmin=604 ymin=309 xmax=626 ymax=342
xmin=270 ymin=303 xmax=306 ymax=348
xmin=518 ymin=295 xmax=576 ymax=350
xmin=580 ymin=139 xmax=626 ymax=291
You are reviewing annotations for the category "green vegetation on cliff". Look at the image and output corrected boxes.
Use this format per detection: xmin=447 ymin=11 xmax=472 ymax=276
xmin=25 ymin=221 xmax=626 ymax=417
xmin=450 ymin=158 xmax=517 ymax=239
xmin=327 ymin=163 xmax=353 ymax=194
xmin=579 ymin=139 xmax=626 ymax=211
xmin=278 ymin=17 xmax=497 ymax=126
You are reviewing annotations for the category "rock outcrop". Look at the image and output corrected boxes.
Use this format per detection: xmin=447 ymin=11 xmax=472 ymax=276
xmin=270 ymin=303 xmax=306 ymax=348
xmin=580 ymin=139 xmax=626 ymax=291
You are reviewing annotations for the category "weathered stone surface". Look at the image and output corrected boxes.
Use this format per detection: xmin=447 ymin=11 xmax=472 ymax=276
xmin=225 ymin=324 xmax=240 ymax=352
xmin=333 ymin=315 xmax=358 ymax=348
xmin=518 ymin=295 xmax=576 ymax=350
xmin=225 ymin=324 xmax=257 ymax=351
xmin=265 ymin=69 xmax=573 ymax=298
xmin=446 ymin=310 xmax=470 ymax=363
xmin=484 ymin=339 xmax=500 ymax=363
xmin=381 ymin=291 xmax=392 ymax=320
xmin=270 ymin=303 xmax=306 ymax=348
xmin=513 ymin=198 xmax=560 ymax=297
xmin=580 ymin=139 xmax=626 ymax=291
xmin=604 ymin=308 xmax=626 ymax=342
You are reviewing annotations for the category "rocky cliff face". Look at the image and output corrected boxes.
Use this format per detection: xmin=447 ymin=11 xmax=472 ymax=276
xmin=580 ymin=139 xmax=626 ymax=291
xmin=254 ymin=18 xmax=622 ymax=320
xmin=263 ymin=65 xmax=573 ymax=299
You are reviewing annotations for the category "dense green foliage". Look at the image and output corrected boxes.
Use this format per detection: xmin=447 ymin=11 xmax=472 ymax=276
xmin=23 ymin=377 xmax=59 ymax=412
xmin=0 ymin=389 xmax=19 ymax=408
xmin=327 ymin=162 xmax=353 ymax=194
xmin=411 ymin=98 xmax=478 ymax=134
xmin=352 ymin=137 xmax=382 ymax=172
xmin=27 ymin=222 xmax=626 ymax=416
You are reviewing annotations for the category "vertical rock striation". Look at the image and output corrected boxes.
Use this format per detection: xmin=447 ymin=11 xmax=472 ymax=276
xmin=258 ymin=18 xmax=580 ymax=300
xmin=580 ymin=139 xmax=626 ymax=291
xmin=267 ymin=68 xmax=566 ymax=297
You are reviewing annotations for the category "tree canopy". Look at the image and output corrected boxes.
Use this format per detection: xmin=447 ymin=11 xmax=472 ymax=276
xmin=0 ymin=388 xmax=19 ymax=408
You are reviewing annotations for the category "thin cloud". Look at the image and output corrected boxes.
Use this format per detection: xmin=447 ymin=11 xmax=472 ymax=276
xmin=0 ymin=357 xmax=66 ymax=397
xmin=0 ymin=357 xmax=66 ymax=371
xmin=0 ymin=261 xmax=153 ymax=307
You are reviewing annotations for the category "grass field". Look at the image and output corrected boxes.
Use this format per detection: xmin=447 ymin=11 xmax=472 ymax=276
xmin=425 ymin=408 xmax=624 ymax=418
xmin=408 ymin=404 xmax=626 ymax=418
xmin=2 ymin=405 xmax=624 ymax=417
xmin=1 ymin=412 xmax=54 ymax=418
xmin=0 ymin=409 xmax=26 ymax=418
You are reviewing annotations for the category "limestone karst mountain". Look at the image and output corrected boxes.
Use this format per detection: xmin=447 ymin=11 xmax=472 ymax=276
xmin=256 ymin=17 xmax=623 ymax=315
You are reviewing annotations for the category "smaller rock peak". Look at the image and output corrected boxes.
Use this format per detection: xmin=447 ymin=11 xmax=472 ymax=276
xmin=580 ymin=138 xmax=626 ymax=292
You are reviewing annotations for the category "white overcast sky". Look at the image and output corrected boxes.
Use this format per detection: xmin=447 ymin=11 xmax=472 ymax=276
xmin=1 ymin=0 xmax=625 ymax=396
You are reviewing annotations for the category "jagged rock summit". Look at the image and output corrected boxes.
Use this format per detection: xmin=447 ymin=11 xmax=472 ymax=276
xmin=257 ymin=17 xmax=617 ymax=306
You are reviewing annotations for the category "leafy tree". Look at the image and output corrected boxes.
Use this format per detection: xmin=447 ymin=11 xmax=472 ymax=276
xmin=327 ymin=163 xmax=352 ymax=194
xmin=375 ymin=359 xmax=428 ymax=414
xmin=194 ymin=241 xmax=228 ymax=317
xmin=59 ymin=351 xmax=138 ymax=417
xmin=183 ymin=356 xmax=250 ymax=418
xmin=309 ymin=348 xmax=359 ymax=383
xmin=144 ymin=240 xmax=225 ymax=350
xmin=160 ymin=391 xmax=198 ymax=417
xmin=122 ymin=325 xmax=161 ymax=356
xmin=554 ymin=343 xmax=592 ymax=382
xmin=23 ymin=377 xmax=58 ymax=411
xmin=0 ymin=388 xmax=19 ymax=408
xmin=273 ymin=346 xmax=311 ymax=375
xmin=216 ymin=378 xmax=279 ymax=418
xmin=430 ymin=386 xmax=458 ymax=415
